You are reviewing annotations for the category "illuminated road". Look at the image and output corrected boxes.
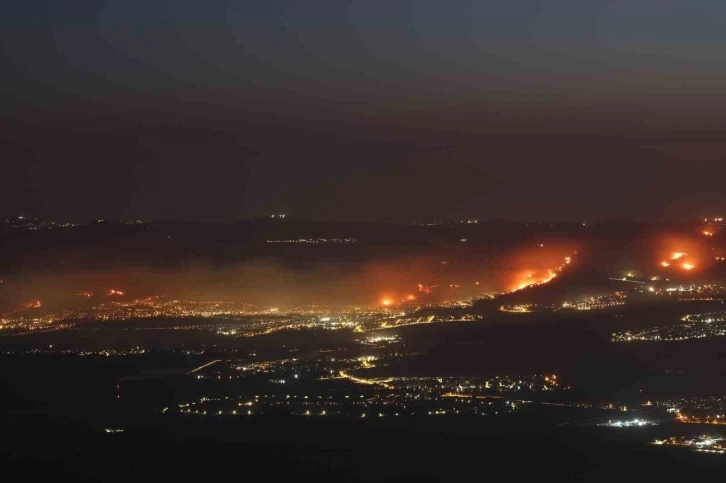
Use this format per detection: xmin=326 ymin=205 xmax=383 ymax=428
xmin=189 ymin=359 xmax=221 ymax=374
xmin=338 ymin=370 xmax=395 ymax=390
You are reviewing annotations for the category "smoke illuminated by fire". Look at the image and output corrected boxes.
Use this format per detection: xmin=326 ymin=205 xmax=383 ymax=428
xmin=505 ymin=245 xmax=577 ymax=293
xmin=1 ymin=239 xmax=582 ymax=313
xmin=510 ymin=269 xmax=559 ymax=292
xmin=656 ymin=235 xmax=712 ymax=273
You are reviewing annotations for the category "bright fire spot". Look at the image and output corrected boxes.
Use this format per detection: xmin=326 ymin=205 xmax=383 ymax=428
xmin=417 ymin=284 xmax=434 ymax=294
xmin=77 ymin=292 xmax=93 ymax=297
xmin=508 ymin=254 xmax=573 ymax=292
xmin=26 ymin=300 xmax=41 ymax=309
xmin=669 ymin=252 xmax=687 ymax=261
xmin=405 ymin=295 xmax=416 ymax=301
xmin=107 ymin=289 xmax=125 ymax=296
xmin=660 ymin=261 xmax=670 ymax=267
xmin=381 ymin=299 xmax=392 ymax=306
xmin=703 ymin=231 xmax=713 ymax=236
xmin=682 ymin=263 xmax=695 ymax=270
xmin=512 ymin=270 xmax=557 ymax=292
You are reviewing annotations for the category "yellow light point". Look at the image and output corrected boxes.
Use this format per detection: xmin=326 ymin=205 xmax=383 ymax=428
xmin=669 ymin=252 xmax=687 ymax=261
xmin=682 ymin=263 xmax=695 ymax=270
xmin=406 ymin=295 xmax=416 ymax=301
xmin=381 ymin=299 xmax=392 ymax=306
xmin=660 ymin=261 xmax=670 ymax=267
xmin=703 ymin=231 xmax=713 ymax=236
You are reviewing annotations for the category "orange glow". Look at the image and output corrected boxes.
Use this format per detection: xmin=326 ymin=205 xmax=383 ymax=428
xmin=76 ymin=292 xmax=93 ymax=297
xmin=506 ymin=252 xmax=574 ymax=292
xmin=656 ymin=235 xmax=712 ymax=275
xmin=660 ymin=261 xmax=670 ymax=267
xmin=417 ymin=284 xmax=434 ymax=294
xmin=25 ymin=300 xmax=41 ymax=309
xmin=510 ymin=269 xmax=558 ymax=292
xmin=381 ymin=299 xmax=392 ymax=306
xmin=405 ymin=294 xmax=416 ymax=301
xmin=107 ymin=289 xmax=125 ymax=296
xmin=703 ymin=231 xmax=713 ymax=236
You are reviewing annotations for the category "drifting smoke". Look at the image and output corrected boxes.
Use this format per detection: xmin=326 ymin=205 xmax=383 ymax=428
xmin=1 ymin=240 xmax=579 ymax=313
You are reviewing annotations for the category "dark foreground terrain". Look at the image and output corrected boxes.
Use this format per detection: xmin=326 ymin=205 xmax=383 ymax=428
xmin=2 ymin=414 xmax=723 ymax=482
xmin=1 ymin=353 xmax=723 ymax=482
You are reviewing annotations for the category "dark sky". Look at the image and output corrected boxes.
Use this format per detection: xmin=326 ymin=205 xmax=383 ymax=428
xmin=3 ymin=0 xmax=726 ymax=222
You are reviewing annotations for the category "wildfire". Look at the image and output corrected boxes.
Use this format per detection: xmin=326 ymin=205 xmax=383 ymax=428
xmin=417 ymin=284 xmax=435 ymax=294
xmin=26 ymin=300 xmax=41 ymax=309
xmin=405 ymin=295 xmax=416 ymax=301
xmin=76 ymin=292 xmax=93 ymax=297
xmin=703 ymin=231 xmax=713 ymax=237
xmin=107 ymin=289 xmax=125 ymax=296
xmin=511 ymin=269 xmax=557 ymax=292
xmin=381 ymin=299 xmax=392 ymax=306
xmin=508 ymin=254 xmax=572 ymax=292
xmin=661 ymin=252 xmax=697 ymax=271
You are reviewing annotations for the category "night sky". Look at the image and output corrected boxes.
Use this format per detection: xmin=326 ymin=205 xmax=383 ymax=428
xmin=3 ymin=0 xmax=726 ymax=222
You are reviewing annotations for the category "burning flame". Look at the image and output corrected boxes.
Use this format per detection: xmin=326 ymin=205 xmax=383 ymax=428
xmin=661 ymin=251 xmax=698 ymax=271
xmin=511 ymin=269 xmax=558 ymax=292
xmin=107 ymin=289 xmax=125 ymax=296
